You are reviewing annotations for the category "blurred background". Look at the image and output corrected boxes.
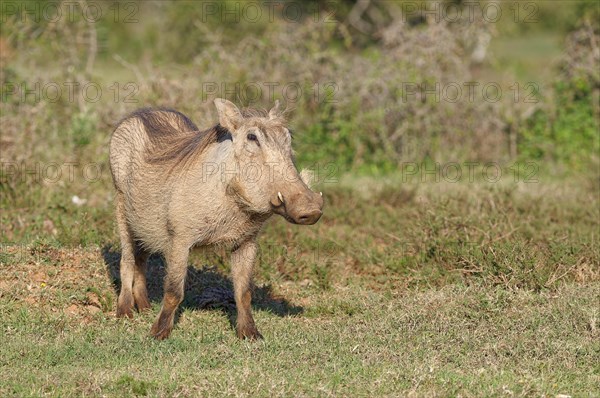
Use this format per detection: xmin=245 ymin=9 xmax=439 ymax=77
xmin=0 ymin=0 xmax=598 ymax=273
xmin=2 ymin=0 xmax=598 ymax=171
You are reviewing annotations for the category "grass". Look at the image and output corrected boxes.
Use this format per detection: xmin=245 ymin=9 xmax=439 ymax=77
xmin=1 ymin=176 xmax=599 ymax=397
xmin=489 ymin=33 xmax=564 ymax=83
xmin=1 ymin=2 xmax=598 ymax=395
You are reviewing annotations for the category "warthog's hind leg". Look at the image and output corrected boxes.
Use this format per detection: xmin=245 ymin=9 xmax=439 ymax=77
xmin=115 ymin=193 xmax=135 ymax=318
xmin=133 ymin=246 xmax=151 ymax=311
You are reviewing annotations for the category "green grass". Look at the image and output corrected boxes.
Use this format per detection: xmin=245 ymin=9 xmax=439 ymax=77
xmin=1 ymin=271 xmax=598 ymax=397
xmin=1 ymin=176 xmax=599 ymax=397
xmin=490 ymin=33 xmax=564 ymax=83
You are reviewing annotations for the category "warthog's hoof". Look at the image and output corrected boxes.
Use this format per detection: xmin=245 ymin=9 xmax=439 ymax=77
xmin=133 ymin=293 xmax=152 ymax=312
xmin=151 ymin=329 xmax=171 ymax=340
xmin=237 ymin=324 xmax=263 ymax=340
xmin=150 ymin=323 xmax=173 ymax=340
xmin=150 ymin=313 xmax=174 ymax=340
xmin=116 ymin=293 xmax=134 ymax=318
xmin=116 ymin=307 xmax=133 ymax=319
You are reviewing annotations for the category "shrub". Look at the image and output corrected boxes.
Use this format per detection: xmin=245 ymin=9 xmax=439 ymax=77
xmin=519 ymin=21 xmax=599 ymax=169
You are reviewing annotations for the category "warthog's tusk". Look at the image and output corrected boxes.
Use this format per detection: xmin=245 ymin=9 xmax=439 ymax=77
xmin=278 ymin=192 xmax=284 ymax=203
xmin=319 ymin=192 xmax=323 ymax=196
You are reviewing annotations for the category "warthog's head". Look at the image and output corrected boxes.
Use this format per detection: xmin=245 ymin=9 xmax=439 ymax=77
xmin=215 ymin=98 xmax=323 ymax=225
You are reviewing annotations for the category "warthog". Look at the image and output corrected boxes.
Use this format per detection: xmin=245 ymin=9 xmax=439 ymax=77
xmin=109 ymin=99 xmax=323 ymax=340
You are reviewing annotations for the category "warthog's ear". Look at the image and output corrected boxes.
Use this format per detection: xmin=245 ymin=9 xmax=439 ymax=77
xmin=268 ymin=100 xmax=281 ymax=120
xmin=214 ymin=98 xmax=242 ymax=132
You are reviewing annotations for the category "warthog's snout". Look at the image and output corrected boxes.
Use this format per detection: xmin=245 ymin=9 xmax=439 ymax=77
xmin=295 ymin=207 xmax=323 ymax=225
xmin=271 ymin=189 xmax=324 ymax=225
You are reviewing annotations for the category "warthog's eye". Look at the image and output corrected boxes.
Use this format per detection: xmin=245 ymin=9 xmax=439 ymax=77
xmin=247 ymin=133 xmax=259 ymax=145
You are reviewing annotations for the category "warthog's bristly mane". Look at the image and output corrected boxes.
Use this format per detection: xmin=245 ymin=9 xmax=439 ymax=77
xmin=120 ymin=107 xmax=287 ymax=171
xmin=121 ymin=108 xmax=230 ymax=169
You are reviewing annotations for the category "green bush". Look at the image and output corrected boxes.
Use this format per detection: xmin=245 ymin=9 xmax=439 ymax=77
xmin=519 ymin=22 xmax=599 ymax=169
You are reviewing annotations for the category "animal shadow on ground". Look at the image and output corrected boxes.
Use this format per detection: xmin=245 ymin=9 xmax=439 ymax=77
xmin=101 ymin=245 xmax=303 ymax=330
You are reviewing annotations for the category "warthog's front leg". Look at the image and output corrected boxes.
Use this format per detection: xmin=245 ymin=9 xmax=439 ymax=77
xmin=231 ymin=240 xmax=262 ymax=340
xmin=151 ymin=241 xmax=189 ymax=340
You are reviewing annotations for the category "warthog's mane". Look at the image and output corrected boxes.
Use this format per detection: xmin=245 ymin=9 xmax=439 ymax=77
xmin=131 ymin=108 xmax=230 ymax=167
xmin=121 ymin=107 xmax=287 ymax=172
